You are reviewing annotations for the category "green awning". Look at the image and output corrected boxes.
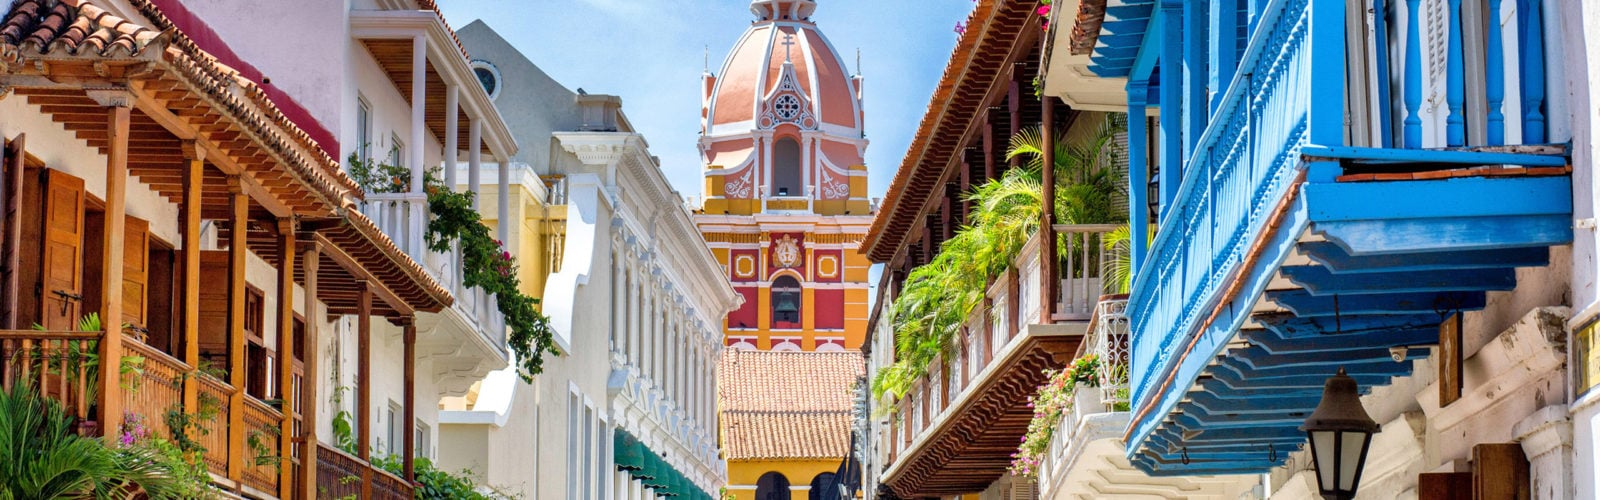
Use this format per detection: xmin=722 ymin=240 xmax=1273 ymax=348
xmin=642 ymin=453 xmax=670 ymax=489
xmin=615 ymin=431 xmax=645 ymax=472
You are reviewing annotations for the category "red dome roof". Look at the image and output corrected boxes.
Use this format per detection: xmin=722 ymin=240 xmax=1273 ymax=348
xmin=705 ymin=2 xmax=861 ymax=136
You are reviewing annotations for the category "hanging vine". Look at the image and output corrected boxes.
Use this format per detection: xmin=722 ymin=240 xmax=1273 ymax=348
xmin=423 ymin=186 xmax=559 ymax=382
xmin=346 ymin=152 xmax=559 ymax=382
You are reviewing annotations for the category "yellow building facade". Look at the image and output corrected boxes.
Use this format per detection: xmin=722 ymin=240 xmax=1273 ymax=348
xmin=695 ymin=0 xmax=873 ymax=353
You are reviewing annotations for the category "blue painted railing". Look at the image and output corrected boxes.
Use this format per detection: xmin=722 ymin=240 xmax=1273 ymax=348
xmin=1126 ymin=0 xmax=1553 ymax=432
xmin=1127 ymin=0 xmax=1313 ymax=416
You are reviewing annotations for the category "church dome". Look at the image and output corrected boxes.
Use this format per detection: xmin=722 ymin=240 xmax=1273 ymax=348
xmin=704 ymin=0 xmax=862 ymax=137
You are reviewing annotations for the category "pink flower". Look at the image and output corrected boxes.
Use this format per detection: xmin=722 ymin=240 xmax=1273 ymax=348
xmin=1037 ymin=5 xmax=1050 ymax=16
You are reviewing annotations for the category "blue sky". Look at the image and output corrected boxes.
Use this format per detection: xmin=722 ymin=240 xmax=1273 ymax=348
xmin=435 ymin=0 xmax=977 ymax=200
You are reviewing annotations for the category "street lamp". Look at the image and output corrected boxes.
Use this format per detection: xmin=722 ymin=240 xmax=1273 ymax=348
xmin=1301 ymin=368 xmax=1380 ymax=500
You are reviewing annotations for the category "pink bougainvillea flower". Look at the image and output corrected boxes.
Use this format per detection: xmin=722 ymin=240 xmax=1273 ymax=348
xmin=1037 ymin=5 xmax=1050 ymax=16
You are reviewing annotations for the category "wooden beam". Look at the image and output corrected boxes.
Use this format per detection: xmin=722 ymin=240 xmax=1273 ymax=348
xmin=298 ymin=242 xmax=320 ymax=500
xmin=181 ymin=142 xmax=202 ymax=414
xmin=98 ymin=105 xmax=130 ymax=444
xmin=310 ymin=233 xmax=415 ymax=317
xmin=1039 ymin=92 xmax=1057 ymax=322
xmin=128 ymin=82 xmax=301 ymax=219
xmin=273 ymin=219 xmax=295 ymax=500
xmin=3 ymin=133 xmax=24 ymax=330
xmin=402 ymin=319 xmax=417 ymax=482
xmin=357 ymin=281 xmax=373 ymax=500
xmin=226 ymin=177 xmax=247 ymax=483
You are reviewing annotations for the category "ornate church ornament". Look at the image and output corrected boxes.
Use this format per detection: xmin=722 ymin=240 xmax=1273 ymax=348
xmin=818 ymin=168 xmax=851 ymax=199
xmin=758 ymin=48 xmax=818 ymax=130
xmin=772 ymin=234 xmax=802 ymax=268
xmin=724 ymin=167 xmax=755 ymax=198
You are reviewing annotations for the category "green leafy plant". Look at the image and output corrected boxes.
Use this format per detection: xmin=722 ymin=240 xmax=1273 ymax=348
xmin=1010 ymin=353 xmax=1102 ymax=477
xmin=26 ymin=313 xmax=147 ymax=414
xmin=347 ymin=146 xmax=413 ymax=195
xmin=872 ymin=115 xmax=1127 ymax=401
xmin=424 ymin=187 xmax=559 ymax=381
xmin=0 ymin=382 xmax=201 ymax=498
xmin=329 ymin=384 xmax=359 ymax=455
xmin=372 ymin=454 xmax=510 ymax=499
xmin=247 ymin=426 xmax=281 ymax=467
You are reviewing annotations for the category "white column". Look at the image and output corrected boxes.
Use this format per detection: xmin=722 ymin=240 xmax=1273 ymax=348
xmin=409 ymin=34 xmax=427 ymax=193
xmin=497 ymin=152 xmax=511 ymax=242
xmin=612 ymin=253 xmax=625 ymax=354
xmin=1515 ymin=405 xmax=1573 ymax=500
xmin=468 ymin=118 xmax=483 ymax=208
xmin=630 ymin=267 xmax=642 ymax=364
xmin=444 ymin=84 xmax=459 ymax=189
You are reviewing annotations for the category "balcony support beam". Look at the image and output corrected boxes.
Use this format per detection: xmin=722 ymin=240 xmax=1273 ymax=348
xmin=225 ymin=176 xmax=247 ymax=481
xmin=403 ymin=318 xmax=417 ymax=482
xmin=1157 ymin=1 xmax=1183 ymax=217
xmin=98 ymin=103 xmax=131 ymax=443
xmin=445 ymin=83 xmax=460 ymax=188
xmin=180 ymin=142 xmax=203 ymax=413
xmin=1182 ymin=0 xmax=1208 ymax=158
xmin=1126 ymin=83 xmax=1150 ymax=274
xmin=1039 ymin=91 xmax=1058 ymax=321
xmin=1297 ymin=241 xmax=1549 ymax=273
xmin=357 ymin=280 xmax=374 ymax=500
xmin=274 ymin=219 xmax=296 ymax=500
xmin=298 ymin=241 xmax=321 ymax=500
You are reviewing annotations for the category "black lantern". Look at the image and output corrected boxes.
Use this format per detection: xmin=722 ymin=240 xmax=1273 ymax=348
xmin=1300 ymin=368 xmax=1380 ymax=500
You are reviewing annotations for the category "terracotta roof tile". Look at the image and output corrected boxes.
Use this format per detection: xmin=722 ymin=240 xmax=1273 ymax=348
xmin=718 ymin=349 xmax=864 ymax=461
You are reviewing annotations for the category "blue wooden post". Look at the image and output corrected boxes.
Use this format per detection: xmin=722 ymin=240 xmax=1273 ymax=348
xmin=1374 ymin=0 xmax=1394 ymax=148
xmin=1307 ymin=0 xmax=1347 ymax=153
xmin=1485 ymin=0 xmax=1505 ymax=145
xmin=1128 ymin=82 xmax=1150 ymax=276
xmin=1519 ymin=0 xmax=1546 ymax=144
xmin=1160 ymin=0 xmax=1184 ymax=219
xmin=1403 ymin=0 xmax=1423 ymax=148
xmin=1184 ymin=0 xmax=1209 ymax=158
xmin=1209 ymin=0 xmax=1239 ymax=113
xmin=1445 ymin=0 xmax=1466 ymax=147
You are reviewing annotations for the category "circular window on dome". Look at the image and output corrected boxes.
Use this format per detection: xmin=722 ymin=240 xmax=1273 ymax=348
xmin=774 ymin=94 xmax=802 ymax=121
xmin=470 ymin=60 xmax=501 ymax=100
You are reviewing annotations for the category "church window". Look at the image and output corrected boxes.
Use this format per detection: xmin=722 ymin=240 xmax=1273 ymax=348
xmin=471 ymin=60 xmax=502 ymax=100
xmin=809 ymin=472 xmax=838 ymax=500
xmin=774 ymin=94 xmax=802 ymax=121
xmin=771 ymin=276 xmax=802 ymax=329
xmin=756 ymin=472 xmax=791 ymax=500
xmin=772 ymin=137 xmax=802 ymax=196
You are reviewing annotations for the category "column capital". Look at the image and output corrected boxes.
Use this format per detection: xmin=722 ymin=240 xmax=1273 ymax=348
xmin=1513 ymin=404 xmax=1573 ymax=459
xmin=180 ymin=140 xmax=206 ymax=161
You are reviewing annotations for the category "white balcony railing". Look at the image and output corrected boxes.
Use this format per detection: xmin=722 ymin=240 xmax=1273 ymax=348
xmin=361 ymin=192 xmax=508 ymax=352
xmin=1037 ymin=297 xmax=1130 ymax=490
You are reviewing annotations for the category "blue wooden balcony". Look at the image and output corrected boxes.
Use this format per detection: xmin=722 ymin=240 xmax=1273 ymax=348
xmin=1084 ymin=0 xmax=1572 ymax=474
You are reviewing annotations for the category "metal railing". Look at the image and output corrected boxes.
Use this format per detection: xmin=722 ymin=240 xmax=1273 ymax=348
xmin=1037 ymin=297 xmax=1130 ymax=490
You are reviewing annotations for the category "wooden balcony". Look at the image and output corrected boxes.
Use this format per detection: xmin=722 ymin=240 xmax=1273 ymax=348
xmin=879 ymin=225 xmax=1118 ymax=498
xmin=315 ymin=443 xmax=415 ymax=500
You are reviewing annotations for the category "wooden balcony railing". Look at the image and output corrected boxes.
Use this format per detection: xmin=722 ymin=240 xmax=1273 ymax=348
xmin=316 ymin=442 xmax=415 ymax=500
xmin=886 ymin=225 xmax=1117 ymax=462
xmin=0 ymin=330 xmax=99 ymax=421
xmin=196 ymin=374 xmax=234 ymax=475
xmin=123 ymin=339 xmax=187 ymax=442
xmin=241 ymin=397 xmax=284 ymax=494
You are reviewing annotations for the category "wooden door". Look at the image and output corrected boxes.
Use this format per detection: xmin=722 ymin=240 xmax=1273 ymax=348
xmin=122 ymin=216 xmax=149 ymax=335
xmin=1 ymin=136 xmax=21 ymax=329
xmin=198 ymin=251 xmax=231 ymax=371
xmin=39 ymin=170 xmax=84 ymax=331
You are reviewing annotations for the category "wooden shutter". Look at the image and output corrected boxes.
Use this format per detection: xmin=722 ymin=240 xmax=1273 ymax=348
xmin=0 ymin=136 xmax=21 ymax=329
xmin=198 ymin=251 xmax=231 ymax=364
xmin=122 ymin=216 xmax=149 ymax=331
xmin=39 ymin=170 xmax=84 ymax=331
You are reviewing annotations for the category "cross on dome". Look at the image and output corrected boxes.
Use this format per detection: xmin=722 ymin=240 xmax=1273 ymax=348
xmin=781 ymin=33 xmax=795 ymax=63
xmin=749 ymin=0 xmax=817 ymax=22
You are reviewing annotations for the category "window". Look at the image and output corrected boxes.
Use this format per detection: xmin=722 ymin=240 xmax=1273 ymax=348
xmin=568 ymin=392 xmax=580 ymax=500
xmin=756 ymin=472 xmax=791 ymax=500
xmin=471 ymin=60 xmax=502 ymax=100
xmin=386 ymin=401 xmax=402 ymax=456
xmin=771 ymin=276 xmax=803 ymax=329
xmin=414 ymin=420 xmax=431 ymax=459
xmin=809 ymin=473 xmax=837 ymax=500
xmin=771 ymin=137 xmax=802 ymax=196
xmin=583 ymin=405 xmax=594 ymax=500
xmin=243 ymin=287 xmax=270 ymax=400
xmin=356 ymin=97 xmax=372 ymax=165
xmin=389 ymin=133 xmax=405 ymax=170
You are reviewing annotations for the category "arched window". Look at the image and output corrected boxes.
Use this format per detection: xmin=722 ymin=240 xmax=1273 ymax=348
xmin=756 ymin=472 xmax=791 ymax=500
xmin=771 ymin=276 xmax=803 ymax=329
xmin=772 ymin=137 xmax=802 ymax=196
xmin=809 ymin=472 xmax=838 ymax=500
